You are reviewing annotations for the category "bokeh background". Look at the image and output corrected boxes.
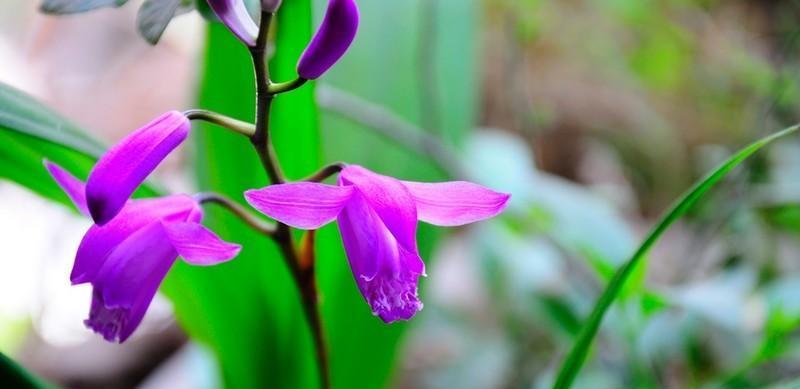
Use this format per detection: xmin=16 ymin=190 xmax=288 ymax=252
xmin=3 ymin=0 xmax=800 ymax=388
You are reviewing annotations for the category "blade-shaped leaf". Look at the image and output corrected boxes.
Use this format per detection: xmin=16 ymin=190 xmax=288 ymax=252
xmin=552 ymin=124 xmax=800 ymax=389
xmin=0 ymin=353 xmax=50 ymax=389
xmin=40 ymin=0 xmax=128 ymax=14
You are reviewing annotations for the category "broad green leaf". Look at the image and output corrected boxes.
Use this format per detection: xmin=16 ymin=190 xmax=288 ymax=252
xmin=136 ymin=0 xmax=182 ymax=45
xmin=39 ymin=0 xmax=127 ymax=14
xmin=0 ymin=353 xmax=50 ymax=389
xmin=552 ymin=124 xmax=800 ymax=389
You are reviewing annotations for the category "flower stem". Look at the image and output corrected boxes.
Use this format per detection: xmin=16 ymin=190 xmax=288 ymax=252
xmin=249 ymin=11 xmax=284 ymax=185
xmin=268 ymin=77 xmax=308 ymax=95
xmin=301 ymin=162 xmax=346 ymax=183
xmin=195 ymin=193 xmax=276 ymax=235
xmin=247 ymin=10 xmax=330 ymax=389
xmin=183 ymin=109 xmax=256 ymax=137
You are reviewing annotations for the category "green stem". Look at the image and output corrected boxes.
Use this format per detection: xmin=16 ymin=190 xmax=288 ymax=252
xmin=247 ymin=10 xmax=330 ymax=389
xmin=301 ymin=162 xmax=346 ymax=182
xmin=196 ymin=192 xmax=276 ymax=235
xmin=268 ymin=77 xmax=308 ymax=95
xmin=183 ymin=109 xmax=256 ymax=137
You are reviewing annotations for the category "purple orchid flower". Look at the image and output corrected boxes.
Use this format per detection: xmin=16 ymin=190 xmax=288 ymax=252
xmin=297 ymin=0 xmax=359 ymax=80
xmin=86 ymin=111 xmax=190 ymax=225
xmin=46 ymin=161 xmax=241 ymax=342
xmin=245 ymin=165 xmax=509 ymax=322
xmin=207 ymin=0 xmax=259 ymax=46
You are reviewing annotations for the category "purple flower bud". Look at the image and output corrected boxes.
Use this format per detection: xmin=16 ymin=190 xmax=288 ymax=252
xmin=297 ymin=0 xmax=359 ymax=80
xmin=207 ymin=0 xmax=259 ymax=46
xmin=262 ymin=0 xmax=282 ymax=13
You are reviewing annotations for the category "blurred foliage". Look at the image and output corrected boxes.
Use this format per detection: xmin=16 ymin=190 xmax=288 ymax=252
xmin=8 ymin=0 xmax=800 ymax=388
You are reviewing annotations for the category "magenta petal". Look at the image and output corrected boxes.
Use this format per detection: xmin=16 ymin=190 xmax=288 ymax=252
xmin=43 ymin=161 xmax=89 ymax=216
xmin=339 ymin=165 xmax=419 ymax=253
xmin=296 ymin=0 xmax=359 ymax=79
xmin=245 ymin=183 xmax=354 ymax=229
xmin=338 ymin=191 xmax=424 ymax=322
xmin=163 ymin=222 xmax=241 ymax=266
xmin=72 ymin=195 xmax=198 ymax=285
xmin=88 ymin=222 xmax=177 ymax=343
xmin=86 ymin=111 xmax=190 ymax=225
xmin=207 ymin=0 xmax=258 ymax=46
xmin=402 ymin=181 xmax=511 ymax=226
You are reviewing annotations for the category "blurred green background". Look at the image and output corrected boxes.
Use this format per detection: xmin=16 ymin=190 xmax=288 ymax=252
xmin=3 ymin=0 xmax=800 ymax=388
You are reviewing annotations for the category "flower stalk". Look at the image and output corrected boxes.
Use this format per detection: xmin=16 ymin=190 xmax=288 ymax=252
xmin=247 ymin=9 xmax=331 ymax=389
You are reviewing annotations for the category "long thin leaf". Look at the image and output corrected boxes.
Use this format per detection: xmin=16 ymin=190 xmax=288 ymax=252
xmin=552 ymin=124 xmax=800 ymax=389
xmin=0 ymin=353 xmax=50 ymax=389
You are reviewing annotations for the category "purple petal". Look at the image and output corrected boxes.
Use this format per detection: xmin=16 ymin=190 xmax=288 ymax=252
xmin=207 ymin=0 xmax=258 ymax=46
xmin=296 ymin=0 xmax=359 ymax=79
xmin=402 ymin=181 xmax=510 ymax=226
xmin=162 ymin=222 xmax=241 ymax=266
xmin=86 ymin=111 xmax=190 ymax=225
xmin=339 ymin=165 xmax=418 ymax=253
xmin=72 ymin=195 xmax=199 ymax=285
xmin=43 ymin=160 xmax=89 ymax=216
xmin=88 ymin=222 xmax=178 ymax=343
xmin=245 ymin=183 xmax=354 ymax=229
xmin=337 ymin=190 xmax=425 ymax=322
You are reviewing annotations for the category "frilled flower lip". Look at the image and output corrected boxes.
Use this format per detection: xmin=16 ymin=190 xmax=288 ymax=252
xmin=86 ymin=111 xmax=190 ymax=226
xmin=46 ymin=161 xmax=241 ymax=342
xmin=245 ymin=164 xmax=510 ymax=322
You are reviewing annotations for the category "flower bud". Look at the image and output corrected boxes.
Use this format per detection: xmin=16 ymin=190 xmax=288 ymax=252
xmin=207 ymin=0 xmax=258 ymax=46
xmin=297 ymin=0 xmax=359 ymax=80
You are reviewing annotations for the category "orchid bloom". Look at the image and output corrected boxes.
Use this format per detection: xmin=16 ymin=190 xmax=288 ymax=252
xmin=297 ymin=0 xmax=359 ymax=79
xmin=207 ymin=0 xmax=259 ymax=46
xmin=86 ymin=111 xmax=190 ymax=225
xmin=245 ymin=165 xmax=509 ymax=322
xmin=45 ymin=161 xmax=241 ymax=342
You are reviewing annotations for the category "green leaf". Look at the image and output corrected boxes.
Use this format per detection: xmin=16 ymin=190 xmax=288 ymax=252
xmin=136 ymin=0 xmax=182 ymax=45
xmin=0 ymin=84 xmax=104 ymax=157
xmin=39 ymin=0 xmax=127 ymax=14
xmin=0 ymin=353 xmax=50 ymax=389
xmin=552 ymin=124 xmax=800 ymax=389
